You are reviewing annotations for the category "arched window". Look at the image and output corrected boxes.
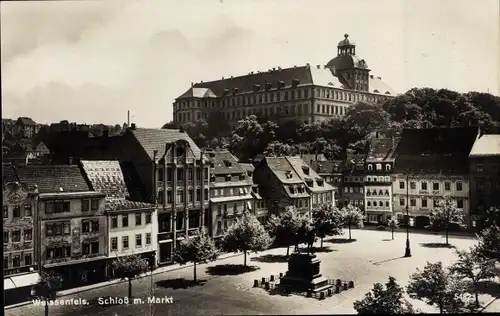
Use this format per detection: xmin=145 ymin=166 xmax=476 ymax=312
xmin=158 ymin=190 xmax=164 ymax=204
xmin=367 ymin=201 xmax=371 ymax=207
xmin=367 ymin=164 xmax=373 ymax=171
xmin=385 ymin=164 xmax=391 ymax=171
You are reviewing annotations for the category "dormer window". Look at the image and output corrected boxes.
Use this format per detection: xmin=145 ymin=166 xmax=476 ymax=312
xmin=290 ymin=186 xmax=296 ymax=194
xmin=367 ymin=164 xmax=373 ymax=171
xmin=367 ymin=190 xmax=371 ymax=196
xmin=176 ymin=146 xmax=185 ymax=157
xmin=372 ymin=190 xmax=377 ymax=195
xmin=239 ymin=174 xmax=245 ymax=181
xmin=223 ymin=160 xmax=232 ymax=167
xmin=385 ymin=164 xmax=391 ymax=171
xmin=285 ymin=171 xmax=293 ymax=179
xmin=379 ymin=190 xmax=383 ymax=195
xmin=302 ymin=166 xmax=310 ymax=175
xmin=367 ymin=177 xmax=371 ymax=182
xmin=306 ymin=180 xmax=314 ymax=187
xmin=317 ymin=179 xmax=324 ymax=186
xmin=248 ymin=171 xmax=253 ymax=177
xmin=376 ymin=164 xmax=382 ymax=170
xmin=210 ymin=162 xmax=215 ymax=168
xmin=226 ymin=175 xmax=232 ymax=181
xmin=211 ymin=174 xmax=216 ymax=181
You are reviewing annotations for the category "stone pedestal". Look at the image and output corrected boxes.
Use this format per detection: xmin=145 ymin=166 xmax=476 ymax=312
xmin=279 ymin=253 xmax=332 ymax=293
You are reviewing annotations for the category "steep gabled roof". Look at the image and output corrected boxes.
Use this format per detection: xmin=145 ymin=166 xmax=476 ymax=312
xmin=393 ymin=127 xmax=479 ymax=174
xmin=469 ymin=134 xmax=500 ymax=157
xmin=16 ymin=165 xmax=91 ymax=193
xmin=207 ymin=150 xmax=245 ymax=174
xmin=265 ymin=157 xmax=303 ymax=184
xmin=80 ymin=160 xmax=152 ymax=210
xmin=286 ymin=156 xmax=334 ymax=192
xmin=309 ymin=160 xmax=343 ymax=174
xmin=17 ymin=117 xmax=36 ymax=125
xmin=130 ymin=128 xmax=201 ymax=160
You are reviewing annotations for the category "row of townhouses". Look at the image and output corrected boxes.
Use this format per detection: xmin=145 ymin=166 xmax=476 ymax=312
xmin=307 ymin=126 xmax=499 ymax=229
xmin=3 ymin=125 xmax=336 ymax=303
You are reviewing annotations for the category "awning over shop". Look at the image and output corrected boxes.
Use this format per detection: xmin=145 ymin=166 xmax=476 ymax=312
xmin=4 ymin=278 xmax=16 ymax=290
xmin=8 ymin=272 xmax=41 ymax=288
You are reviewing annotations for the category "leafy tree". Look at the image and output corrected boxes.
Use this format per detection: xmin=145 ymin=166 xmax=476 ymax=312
xmin=449 ymin=245 xmax=497 ymax=307
xmin=173 ymin=230 xmax=219 ymax=282
xmin=340 ymin=204 xmax=364 ymax=240
xmin=476 ymin=223 xmax=500 ymax=261
xmin=31 ymin=271 xmax=63 ymax=316
xmin=353 ymin=276 xmax=415 ymax=314
xmin=345 ymin=102 xmax=391 ymax=138
xmin=264 ymin=141 xmax=299 ymax=156
xmin=477 ymin=206 xmax=500 ymax=230
xmin=267 ymin=205 xmax=307 ymax=255
xmin=429 ymin=196 xmax=465 ymax=245
xmin=222 ymin=211 xmax=272 ymax=266
xmin=388 ymin=218 xmax=399 ymax=240
xmin=407 ymin=261 xmax=475 ymax=314
xmin=111 ymin=254 xmax=149 ymax=298
xmin=162 ymin=121 xmax=179 ymax=129
xmin=312 ymin=204 xmax=343 ymax=248
xmin=230 ymin=115 xmax=267 ymax=161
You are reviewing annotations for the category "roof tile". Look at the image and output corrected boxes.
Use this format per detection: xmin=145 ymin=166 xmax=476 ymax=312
xmin=16 ymin=165 xmax=91 ymax=193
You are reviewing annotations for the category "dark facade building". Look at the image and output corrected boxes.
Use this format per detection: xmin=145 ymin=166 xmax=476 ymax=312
xmin=174 ymin=34 xmax=395 ymax=127
xmin=254 ymin=157 xmax=311 ymax=217
xmin=16 ymin=165 xmax=107 ymax=289
xmin=308 ymin=159 xmax=343 ymax=204
xmin=468 ymin=134 xmax=500 ymax=226
xmin=339 ymin=155 xmax=366 ymax=211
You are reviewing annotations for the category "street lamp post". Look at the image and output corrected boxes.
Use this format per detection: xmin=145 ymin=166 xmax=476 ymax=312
xmin=404 ymin=172 xmax=412 ymax=257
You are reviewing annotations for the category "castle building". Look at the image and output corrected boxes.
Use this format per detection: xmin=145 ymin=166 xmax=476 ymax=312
xmin=173 ymin=34 xmax=396 ymax=127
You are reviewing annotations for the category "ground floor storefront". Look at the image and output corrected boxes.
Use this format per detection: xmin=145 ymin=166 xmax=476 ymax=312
xmin=4 ymin=271 xmax=41 ymax=306
xmin=43 ymin=257 xmax=108 ymax=290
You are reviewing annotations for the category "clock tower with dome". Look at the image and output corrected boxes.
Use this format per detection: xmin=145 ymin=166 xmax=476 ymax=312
xmin=326 ymin=34 xmax=371 ymax=92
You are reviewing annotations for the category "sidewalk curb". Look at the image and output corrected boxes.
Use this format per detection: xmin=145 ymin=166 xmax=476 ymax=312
xmin=4 ymin=252 xmax=243 ymax=310
xmin=480 ymin=297 xmax=498 ymax=313
xmin=352 ymin=227 xmax=476 ymax=239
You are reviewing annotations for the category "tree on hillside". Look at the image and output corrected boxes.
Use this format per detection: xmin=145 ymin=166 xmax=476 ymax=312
xmin=267 ymin=205 xmax=307 ymax=256
xmin=111 ymin=255 xmax=149 ymax=298
xmin=449 ymin=245 xmax=497 ymax=307
xmin=264 ymin=141 xmax=299 ymax=157
xmin=32 ymin=271 xmax=63 ymax=316
xmin=173 ymin=230 xmax=219 ymax=282
xmin=388 ymin=218 xmax=399 ymax=240
xmin=344 ymin=102 xmax=391 ymax=138
xmin=340 ymin=204 xmax=364 ymax=240
xmin=222 ymin=211 xmax=272 ymax=266
xmin=230 ymin=115 xmax=275 ymax=161
xmin=312 ymin=204 xmax=343 ymax=248
xmin=429 ymin=196 xmax=466 ymax=245
xmin=353 ymin=276 xmax=415 ymax=314
xmin=407 ymin=261 xmax=474 ymax=314
xmin=476 ymin=223 xmax=500 ymax=261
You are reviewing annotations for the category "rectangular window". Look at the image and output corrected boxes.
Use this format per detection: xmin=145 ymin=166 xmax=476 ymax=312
xmin=122 ymin=236 xmax=129 ymax=249
xmin=177 ymin=169 xmax=184 ymax=181
xmin=4 ymin=257 xmax=8 ymax=268
xmin=167 ymin=190 xmax=173 ymax=203
xmin=91 ymin=242 xmax=99 ymax=254
xmin=46 ymin=201 xmax=54 ymax=214
xmin=176 ymin=212 xmax=184 ymax=230
xmin=410 ymin=182 xmax=416 ymax=190
xmin=3 ymin=206 xmax=7 ymax=218
xmin=64 ymin=223 xmax=70 ymax=235
xmin=13 ymin=255 xmax=20 ymax=267
xmin=399 ymin=181 xmax=405 ymax=189
xmin=24 ymin=253 xmax=32 ymax=266
xmin=111 ymin=216 xmax=118 ymax=228
xmin=83 ymin=242 xmax=90 ymax=255
xmin=399 ymin=199 xmax=405 ymax=206
xmin=457 ymin=199 xmax=464 ymax=209
xmin=91 ymin=199 xmax=99 ymax=211
xmin=82 ymin=220 xmax=90 ymax=233
xmin=82 ymin=199 xmax=90 ymax=212
xmin=146 ymin=213 xmax=151 ymax=224
xmin=188 ymin=189 xmax=193 ymax=202
xmin=167 ymin=168 xmax=173 ymax=181
xmin=188 ymin=168 xmax=193 ymax=181
xmin=421 ymin=182 xmax=428 ymax=190
xmin=444 ymin=182 xmax=451 ymax=190
xmin=136 ymin=234 xmax=142 ymax=247
xmin=12 ymin=230 xmax=21 ymax=242
xmin=433 ymin=199 xmax=439 ymax=207
xmin=122 ymin=215 xmax=128 ymax=227
xmin=3 ymin=231 xmax=8 ymax=244
xmin=135 ymin=213 xmax=142 ymax=226
xmin=13 ymin=206 xmax=21 ymax=218
xmin=91 ymin=220 xmax=99 ymax=232
xmin=111 ymin=237 xmax=118 ymax=251
xmin=196 ymin=188 xmax=201 ymax=201
xmin=410 ymin=199 xmax=416 ymax=206
xmin=146 ymin=233 xmax=151 ymax=245
xmin=158 ymin=168 xmax=164 ymax=181
xmin=24 ymin=205 xmax=32 ymax=217
xmin=177 ymin=190 xmax=184 ymax=203
xmin=433 ymin=183 xmax=439 ymax=191
xmin=477 ymin=163 xmax=483 ymax=172
xmin=456 ymin=182 xmax=463 ymax=191
xmin=24 ymin=229 xmax=32 ymax=241
xmin=422 ymin=199 xmax=428 ymax=208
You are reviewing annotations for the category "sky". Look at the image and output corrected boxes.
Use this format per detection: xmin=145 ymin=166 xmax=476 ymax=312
xmin=1 ymin=0 xmax=499 ymax=128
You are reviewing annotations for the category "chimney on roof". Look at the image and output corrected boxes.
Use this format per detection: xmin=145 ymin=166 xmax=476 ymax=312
xmin=222 ymin=76 xmax=224 ymax=79
xmin=316 ymin=65 xmax=320 ymax=69
xmin=273 ymin=67 xmax=276 ymax=71
xmin=130 ymin=123 xmax=136 ymax=130
xmin=377 ymin=77 xmax=381 ymax=79
xmin=278 ymin=67 xmax=282 ymax=71
xmin=293 ymin=65 xmax=297 ymax=68
xmin=292 ymin=79 xmax=300 ymax=88
xmin=201 ymin=80 xmax=203 ymax=83
xmin=370 ymin=75 xmax=374 ymax=79
xmin=230 ymin=76 xmax=233 ymax=79
xmin=191 ymin=82 xmax=194 ymax=87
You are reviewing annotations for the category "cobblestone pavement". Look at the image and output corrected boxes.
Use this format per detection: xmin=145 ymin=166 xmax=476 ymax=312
xmin=6 ymin=230 xmax=497 ymax=315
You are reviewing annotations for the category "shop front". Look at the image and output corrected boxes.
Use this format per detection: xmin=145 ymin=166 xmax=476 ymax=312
xmin=43 ymin=256 xmax=108 ymax=290
xmin=4 ymin=271 xmax=41 ymax=306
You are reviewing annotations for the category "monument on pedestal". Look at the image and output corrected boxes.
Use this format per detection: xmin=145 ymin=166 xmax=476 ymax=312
xmin=279 ymin=253 xmax=332 ymax=293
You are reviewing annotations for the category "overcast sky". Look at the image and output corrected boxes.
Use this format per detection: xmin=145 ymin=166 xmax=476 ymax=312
xmin=1 ymin=0 xmax=499 ymax=128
